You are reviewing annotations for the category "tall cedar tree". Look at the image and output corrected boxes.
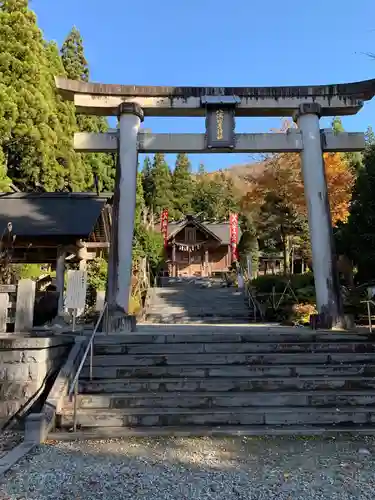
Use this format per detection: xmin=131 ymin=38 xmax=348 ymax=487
xmin=61 ymin=27 xmax=115 ymax=192
xmin=142 ymin=156 xmax=154 ymax=209
xmin=0 ymin=0 xmax=81 ymax=191
xmin=172 ymin=153 xmax=193 ymax=218
xmin=150 ymin=153 xmax=172 ymax=216
xmin=332 ymin=117 xmax=362 ymax=173
xmin=345 ymin=142 xmax=375 ymax=281
xmin=45 ymin=41 xmax=86 ymax=190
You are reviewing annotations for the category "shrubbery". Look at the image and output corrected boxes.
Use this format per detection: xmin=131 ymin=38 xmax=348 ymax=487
xmin=250 ymin=273 xmax=316 ymax=324
xmin=251 ymin=273 xmax=315 ymax=302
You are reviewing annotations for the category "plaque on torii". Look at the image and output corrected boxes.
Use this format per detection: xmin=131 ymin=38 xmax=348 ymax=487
xmin=202 ymin=95 xmax=240 ymax=150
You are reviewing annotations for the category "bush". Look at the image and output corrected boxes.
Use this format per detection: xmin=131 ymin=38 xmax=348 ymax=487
xmin=129 ymin=294 xmax=142 ymax=315
xmin=251 ymin=273 xmax=315 ymax=304
xmin=290 ymin=303 xmax=317 ymax=325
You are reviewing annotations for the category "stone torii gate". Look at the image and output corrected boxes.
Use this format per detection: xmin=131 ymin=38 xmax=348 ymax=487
xmin=55 ymin=76 xmax=375 ymax=329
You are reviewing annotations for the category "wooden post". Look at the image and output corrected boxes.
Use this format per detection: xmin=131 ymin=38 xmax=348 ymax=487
xmin=56 ymin=247 xmax=66 ymax=316
xmin=172 ymin=241 xmax=176 ymax=277
xmin=15 ymin=279 xmax=35 ymax=332
xmin=79 ymin=259 xmax=87 ymax=271
xmin=0 ymin=292 xmax=9 ymax=333
xmin=205 ymin=249 xmax=209 ymax=277
xmin=95 ymin=290 xmax=106 ymax=312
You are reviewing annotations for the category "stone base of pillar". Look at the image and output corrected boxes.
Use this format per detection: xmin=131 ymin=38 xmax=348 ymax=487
xmin=309 ymin=313 xmax=354 ymax=331
xmin=104 ymin=307 xmax=137 ymax=333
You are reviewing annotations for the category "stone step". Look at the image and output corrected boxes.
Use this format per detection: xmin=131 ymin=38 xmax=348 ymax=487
xmin=80 ymin=363 xmax=375 ymax=379
xmin=149 ymin=300 xmax=248 ymax=304
xmin=49 ymin=424 xmax=375 ymax=440
xmin=88 ymin=352 xmax=375 ymax=367
xmin=79 ymin=376 xmax=375 ymax=393
xmin=65 ymin=391 xmax=375 ymax=410
xmin=60 ymin=406 xmax=375 ymax=428
xmin=148 ymin=304 xmax=249 ymax=309
xmin=145 ymin=317 xmax=251 ymax=325
xmin=151 ymin=296 xmax=249 ymax=305
xmin=92 ymin=342 xmax=375 ymax=355
xmin=146 ymin=313 xmax=251 ymax=319
xmin=146 ymin=312 xmax=251 ymax=317
xmin=92 ymin=331 xmax=371 ymax=344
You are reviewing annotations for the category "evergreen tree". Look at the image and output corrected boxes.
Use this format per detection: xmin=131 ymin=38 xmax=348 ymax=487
xmin=142 ymin=156 xmax=154 ymax=208
xmin=60 ymin=26 xmax=89 ymax=82
xmin=135 ymin=169 xmax=145 ymax=224
xmin=191 ymin=164 xmax=216 ymax=219
xmin=345 ymin=144 xmax=375 ymax=281
xmin=365 ymin=126 xmax=375 ymax=146
xmin=150 ymin=153 xmax=172 ymax=216
xmin=61 ymin=27 xmax=115 ymax=192
xmin=191 ymin=166 xmax=237 ymax=220
xmin=0 ymin=0 xmax=79 ymax=191
xmin=218 ymin=173 xmax=240 ymax=219
xmin=172 ymin=153 xmax=193 ymax=218
xmin=332 ymin=117 xmax=362 ymax=173
xmin=238 ymin=215 xmax=259 ymax=277
xmin=45 ymin=41 xmax=86 ymax=190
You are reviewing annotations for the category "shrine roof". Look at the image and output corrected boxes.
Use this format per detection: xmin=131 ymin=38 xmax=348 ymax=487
xmin=165 ymin=218 xmax=241 ymax=245
xmin=55 ymin=76 xmax=375 ymax=101
xmin=0 ymin=193 xmax=109 ymax=238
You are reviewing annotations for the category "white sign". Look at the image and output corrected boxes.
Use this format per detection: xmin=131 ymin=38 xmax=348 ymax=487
xmin=66 ymin=270 xmax=87 ymax=310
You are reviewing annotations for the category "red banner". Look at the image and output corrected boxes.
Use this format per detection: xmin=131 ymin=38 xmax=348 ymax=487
xmin=230 ymin=213 xmax=239 ymax=262
xmin=160 ymin=209 xmax=169 ymax=248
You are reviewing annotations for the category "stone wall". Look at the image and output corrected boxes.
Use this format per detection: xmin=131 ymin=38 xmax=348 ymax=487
xmin=0 ymin=335 xmax=74 ymax=427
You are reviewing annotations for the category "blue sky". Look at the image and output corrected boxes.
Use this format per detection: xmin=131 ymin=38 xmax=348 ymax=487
xmin=32 ymin=0 xmax=375 ymax=172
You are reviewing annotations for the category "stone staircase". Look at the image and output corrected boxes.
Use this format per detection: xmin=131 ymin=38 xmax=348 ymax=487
xmin=56 ymin=326 xmax=375 ymax=437
xmin=144 ymin=278 xmax=252 ymax=324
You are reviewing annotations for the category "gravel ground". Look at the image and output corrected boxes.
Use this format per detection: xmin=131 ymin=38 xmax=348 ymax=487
xmin=0 ymin=430 xmax=23 ymax=459
xmin=1 ymin=435 xmax=375 ymax=499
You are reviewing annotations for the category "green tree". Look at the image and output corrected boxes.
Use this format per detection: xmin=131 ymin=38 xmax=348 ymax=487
xmin=61 ymin=27 xmax=115 ymax=192
xmin=256 ymin=192 xmax=306 ymax=275
xmin=217 ymin=173 xmax=240 ymax=219
xmin=149 ymin=153 xmax=172 ymax=216
xmin=192 ymin=169 xmax=240 ymax=221
xmin=45 ymin=41 xmax=86 ymax=190
xmin=135 ymin=169 xmax=145 ymax=225
xmin=0 ymin=0 xmax=80 ymax=191
xmin=142 ymin=156 xmax=154 ymax=209
xmin=365 ymin=125 xmax=375 ymax=146
xmin=60 ymin=26 xmax=88 ymax=82
xmin=238 ymin=215 xmax=259 ymax=277
xmin=172 ymin=153 xmax=193 ymax=218
xmin=332 ymin=117 xmax=362 ymax=173
xmin=344 ymin=143 xmax=375 ymax=281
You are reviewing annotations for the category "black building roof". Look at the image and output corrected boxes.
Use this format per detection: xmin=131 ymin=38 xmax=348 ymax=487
xmin=0 ymin=193 xmax=110 ymax=238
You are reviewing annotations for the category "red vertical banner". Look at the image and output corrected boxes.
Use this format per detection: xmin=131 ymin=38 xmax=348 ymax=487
xmin=160 ymin=209 xmax=169 ymax=248
xmin=230 ymin=213 xmax=239 ymax=262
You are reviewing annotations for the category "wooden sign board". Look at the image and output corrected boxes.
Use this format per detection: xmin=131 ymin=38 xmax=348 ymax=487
xmin=66 ymin=270 xmax=87 ymax=311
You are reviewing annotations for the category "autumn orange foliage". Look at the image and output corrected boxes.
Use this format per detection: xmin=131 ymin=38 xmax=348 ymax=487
xmin=242 ymin=152 xmax=354 ymax=225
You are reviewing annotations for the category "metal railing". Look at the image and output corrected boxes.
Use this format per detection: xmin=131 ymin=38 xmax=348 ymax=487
xmin=68 ymin=302 xmax=108 ymax=432
xmin=361 ymin=299 xmax=375 ymax=333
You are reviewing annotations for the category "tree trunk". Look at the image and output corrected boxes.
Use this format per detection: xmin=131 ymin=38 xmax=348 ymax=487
xmin=281 ymin=227 xmax=291 ymax=276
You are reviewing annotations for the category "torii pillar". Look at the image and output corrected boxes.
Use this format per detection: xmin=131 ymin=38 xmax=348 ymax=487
xmin=106 ymin=103 xmax=144 ymax=332
xmin=295 ymin=103 xmax=343 ymax=328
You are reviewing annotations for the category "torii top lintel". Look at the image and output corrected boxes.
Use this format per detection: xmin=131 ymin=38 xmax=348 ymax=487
xmin=55 ymin=76 xmax=375 ymax=117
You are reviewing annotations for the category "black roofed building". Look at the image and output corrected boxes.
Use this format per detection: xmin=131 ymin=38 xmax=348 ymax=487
xmin=0 ymin=192 xmax=112 ymax=314
xmin=0 ymin=192 xmax=111 ymax=265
